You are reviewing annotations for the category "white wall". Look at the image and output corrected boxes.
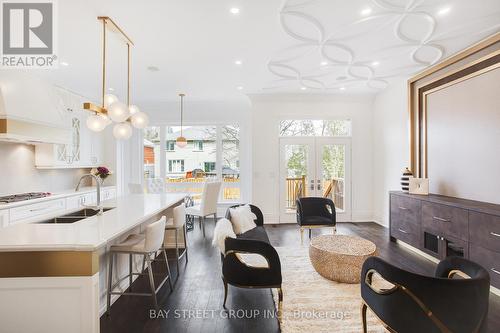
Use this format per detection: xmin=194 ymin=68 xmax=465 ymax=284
xmin=250 ymin=94 xmax=374 ymax=223
xmin=372 ymin=78 xmax=409 ymax=226
xmin=0 ymin=142 xmax=91 ymax=196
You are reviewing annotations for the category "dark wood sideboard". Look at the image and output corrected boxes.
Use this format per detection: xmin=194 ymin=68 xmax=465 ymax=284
xmin=389 ymin=191 xmax=500 ymax=289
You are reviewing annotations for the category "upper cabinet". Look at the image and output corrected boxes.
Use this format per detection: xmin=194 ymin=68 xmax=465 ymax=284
xmin=35 ymin=88 xmax=104 ymax=168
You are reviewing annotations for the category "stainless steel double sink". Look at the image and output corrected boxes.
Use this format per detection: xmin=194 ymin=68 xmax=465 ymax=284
xmin=37 ymin=208 xmax=115 ymax=224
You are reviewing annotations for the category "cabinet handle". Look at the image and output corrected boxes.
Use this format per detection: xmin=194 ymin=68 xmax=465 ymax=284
xmin=433 ymin=216 xmax=450 ymax=223
xmin=398 ymin=228 xmax=409 ymax=234
xmin=399 ymin=206 xmax=408 ymax=210
xmin=491 ymin=268 xmax=500 ymax=276
xmin=490 ymin=232 xmax=500 ymax=238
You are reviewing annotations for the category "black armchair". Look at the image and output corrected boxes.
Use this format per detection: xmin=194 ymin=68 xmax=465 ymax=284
xmin=296 ymin=197 xmax=336 ymax=243
xmin=222 ymin=204 xmax=282 ymax=314
xmin=360 ymin=256 xmax=490 ymax=333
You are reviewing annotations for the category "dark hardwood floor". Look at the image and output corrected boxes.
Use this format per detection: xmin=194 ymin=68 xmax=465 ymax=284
xmin=101 ymin=221 xmax=500 ymax=333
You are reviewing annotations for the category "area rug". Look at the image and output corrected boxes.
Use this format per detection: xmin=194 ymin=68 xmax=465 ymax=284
xmin=271 ymin=246 xmax=387 ymax=333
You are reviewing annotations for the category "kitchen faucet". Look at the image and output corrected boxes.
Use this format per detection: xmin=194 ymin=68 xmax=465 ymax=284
xmin=75 ymin=173 xmax=103 ymax=215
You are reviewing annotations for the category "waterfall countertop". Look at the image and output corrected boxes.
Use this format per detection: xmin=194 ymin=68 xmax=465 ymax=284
xmin=0 ymin=193 xmax=186 ymax=252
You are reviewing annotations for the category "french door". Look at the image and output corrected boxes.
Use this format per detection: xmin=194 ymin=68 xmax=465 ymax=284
xmin=279 ymin=137 xmax=351 ymax=223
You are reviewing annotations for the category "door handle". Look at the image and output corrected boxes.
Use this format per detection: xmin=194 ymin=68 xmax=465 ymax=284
xmin=398 ymin=206 xmax=408 ymax=210
xmin=490 ymin=232 xmax=500 ymax=238
xmin=491 ymin=268 xmax=500 ymax=276
xmin=433 ymin=216 xmax=451 ymax=223
xmin=398 ymin=228 xmax=409 ymax=234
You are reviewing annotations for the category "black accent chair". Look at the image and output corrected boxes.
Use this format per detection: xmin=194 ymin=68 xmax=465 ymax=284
xmin=361 ymin=256 xmax=490 ymax=333
xmin=296 ymin=197 xmax=336 ymax=243
xmin=222 ymin=204 xmax=283 ymax=316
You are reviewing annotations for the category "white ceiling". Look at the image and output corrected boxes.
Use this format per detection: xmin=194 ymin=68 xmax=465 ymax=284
xmin=32 ymin=0 xmax=500 ymax=107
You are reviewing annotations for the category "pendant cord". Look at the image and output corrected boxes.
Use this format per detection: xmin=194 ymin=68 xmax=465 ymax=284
xmin=127 ymin=43 xmax=131 ymax=107
xmin=101 ymin=19 xmax=106 ymax=108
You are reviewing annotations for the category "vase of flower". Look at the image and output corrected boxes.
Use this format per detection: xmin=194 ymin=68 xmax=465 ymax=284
xmin=93 ymin=166 xmax=111 ymax=186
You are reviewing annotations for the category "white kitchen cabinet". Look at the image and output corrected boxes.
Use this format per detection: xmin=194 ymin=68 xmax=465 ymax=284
xmin=0 ymin=210 xmax=9 ymax=228
xmin=9 ymin=199 xmax=66 ymax=225
xmin=35 ymin=89 xmax=104 ymax=169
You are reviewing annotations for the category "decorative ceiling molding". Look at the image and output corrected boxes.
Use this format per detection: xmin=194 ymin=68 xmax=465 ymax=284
xmin=265 ymin=0 xmax=500 ymax=93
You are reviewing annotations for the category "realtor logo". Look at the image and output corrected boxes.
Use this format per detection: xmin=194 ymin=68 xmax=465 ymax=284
xmin=1 ymin=0 xmax=58 ymax=68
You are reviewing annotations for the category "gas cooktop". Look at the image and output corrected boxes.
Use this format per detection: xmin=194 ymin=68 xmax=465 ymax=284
xmin=0 ymin=192 xmax=52 ymax=204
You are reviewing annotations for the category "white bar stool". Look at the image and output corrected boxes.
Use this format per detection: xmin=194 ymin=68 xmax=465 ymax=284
xmin=163 ymin=204 xmax=188 ymax=278
xmin=107 ymin=216 xmax=173 ymax=315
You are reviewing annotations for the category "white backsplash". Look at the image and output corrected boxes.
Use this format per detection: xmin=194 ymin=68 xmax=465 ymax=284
xmin=0 ymin=142 xmax=92 ymax=196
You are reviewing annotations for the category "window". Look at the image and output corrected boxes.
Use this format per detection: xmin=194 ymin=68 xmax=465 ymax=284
xmin=144 ymin=127 xmax=160 ymax=179
xmin=193 ymin=140 xmax=204 ymax=151
xmin=222 ymin=124 xmax=240 ymax=200
xmin=204 ymin=162 xmax=215 ymax=172
xmin=279 ymin=120 xmax=351 ymax=137
xmin=168 ymin=160 xmax=185 ymax=173
xmin=166 ymin=141 xmax=175 ymax=151
xmin=143 ymin=124 xmax=242 ymax=203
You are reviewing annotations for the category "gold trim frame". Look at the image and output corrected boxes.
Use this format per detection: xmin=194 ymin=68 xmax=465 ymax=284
xmin=408 ymin=32 xmax=500 ymax=177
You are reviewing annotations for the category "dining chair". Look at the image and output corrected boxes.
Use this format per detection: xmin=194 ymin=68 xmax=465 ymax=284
xmin=185 ymin=181 xmax=221 ymax=237
xmin=147 ymin=178 xmax=165 ymax=193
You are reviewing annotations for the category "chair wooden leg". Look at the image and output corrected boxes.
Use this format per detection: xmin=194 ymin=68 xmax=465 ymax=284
xmin=222 ymin=278 xmax=228 ymax=308
xmin=300 ymin=228 xmax=304 ymax=245
xmin=277 ymin=287 xmax=283 ymax=323
xmin=162 ymin=249 xmax=173 ymax=291
xmin=308 ymin=228 xmax=312 ymax=239
xmin=174 ymin=230 xmax=180 ymax=278
xmin=361 ymin=302 xmax=368 ymax=333
xmin=146 ymin=258 xmax=159 ymax=311
xmin=201 ymin=216 xmax=206 ymax=238
xmin=106 ymin=252 xmax=114 ymax=316
xmin=141 ymin=254 xmax=147 ymax=274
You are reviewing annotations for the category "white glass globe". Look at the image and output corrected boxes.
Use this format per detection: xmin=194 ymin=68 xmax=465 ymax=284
xmin=104 ymin=94 xmax=118 ymax=108
xmin=129 ymin=104 xmax=140 ymax=115
xmin=176 ymin=136 xmax=187 ymax=148
xmin=131 ymin=111 xmax=149 ymax=129
xmin=107 ymin=101 xmax=130 ymax=123
xmin=113 ymin=122 xmax=133 ymax=140
xmin=86 ymin=113 xmax=108 ymax=132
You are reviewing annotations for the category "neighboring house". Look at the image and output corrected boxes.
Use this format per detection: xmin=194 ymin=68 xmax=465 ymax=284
xmin=165 ymin=127 xmax=217 ymax=178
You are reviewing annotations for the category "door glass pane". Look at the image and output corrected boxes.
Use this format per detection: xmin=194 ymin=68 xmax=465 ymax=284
xmin=144 ymin=127 xmax=161 ymax=179
xmin=222 ymin=125 xmax=240 ymax=201
xmin=321 ymin=144 xmax=345 ymax=212
xmin=284 ymin=144 xmax=308 ymax=212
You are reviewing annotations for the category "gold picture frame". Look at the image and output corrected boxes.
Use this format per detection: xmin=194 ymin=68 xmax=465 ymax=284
xmin=408 ymin=32 xmax=500 ymax=177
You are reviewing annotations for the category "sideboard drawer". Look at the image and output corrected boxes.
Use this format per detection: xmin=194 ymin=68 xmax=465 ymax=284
xmin=391 ymin=217 xmax=420 ymax=248
xmin=469 ymin=244 xmax=500 ymax=288
xmin=469 ymin=211 xmax=500 ymax=252
xmin=422 ymin=202 xmax=468 ymax=241
xmin=390 ymin=194 xmax=421 ymax=226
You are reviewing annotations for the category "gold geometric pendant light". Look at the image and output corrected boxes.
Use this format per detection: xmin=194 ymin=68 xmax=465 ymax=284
xmin=83 ymin=17 xmax=149 ymax=139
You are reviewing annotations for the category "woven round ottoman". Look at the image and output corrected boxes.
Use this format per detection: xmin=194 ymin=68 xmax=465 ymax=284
xmin=309 ymin=235 xmax=377 ymax=283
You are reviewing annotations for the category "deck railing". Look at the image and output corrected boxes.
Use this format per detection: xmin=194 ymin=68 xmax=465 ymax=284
xmin=285 ymin=176 xmax=306 ymax=209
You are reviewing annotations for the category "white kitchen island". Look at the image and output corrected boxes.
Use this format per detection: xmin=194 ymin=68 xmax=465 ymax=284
xmin=0 ymin=193 xmax=186 ymax=333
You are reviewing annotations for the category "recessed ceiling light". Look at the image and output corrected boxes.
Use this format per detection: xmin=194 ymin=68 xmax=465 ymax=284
xmin=147 ymin=66 xmax=160 ymax=72
xmin=437 ymin=7 xmax=451 ymax=16
xmin=361 ymin=8 xmax=372 ymax=16
xmin=340 ymin=87 xmax=346 ymax=91
xmin=234 ymin=60 xmax=243 ymax=65
xmin=230 ymin=7 xmax=240 ymax=15
xmin=301 ymin=87 xmax=307 ymax=91
xmin=108 ymin=87 xmax=114 ymax=91
xmin=60 ymin=61 xmax=69 ymax=66
xmin=320 ymin=61 xmax=328 ymax=66
xmin=337 ymin=76 xmax=347 ymax=81
xmin=372 ymin=61 xmax=380 ymax=66
xmin=237 ymin=86 xmax=244 ymax=90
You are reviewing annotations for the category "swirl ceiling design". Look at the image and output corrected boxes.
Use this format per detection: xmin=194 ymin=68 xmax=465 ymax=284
xmin=265 ymin=0 xmax=500 ymax=93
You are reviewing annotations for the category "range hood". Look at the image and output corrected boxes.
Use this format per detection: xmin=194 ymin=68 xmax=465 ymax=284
xmin=0 ymin=71 xmax=71 ymax=145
